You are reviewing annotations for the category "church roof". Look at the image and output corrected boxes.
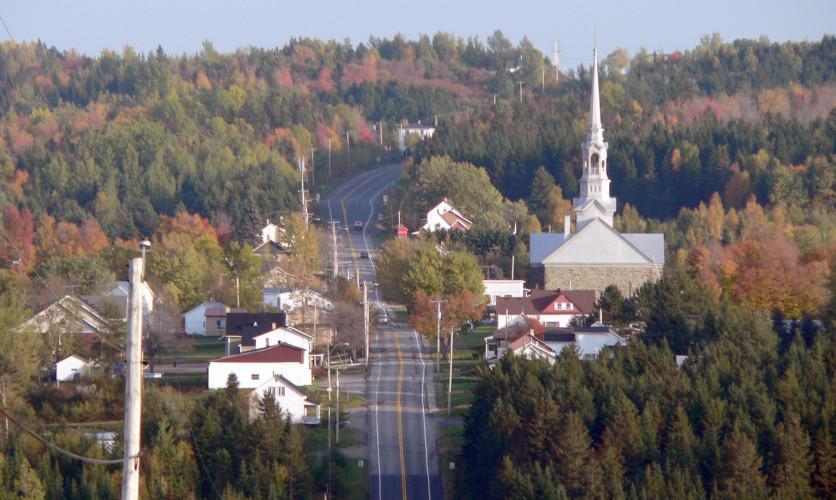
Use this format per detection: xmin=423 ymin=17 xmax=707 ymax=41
xmin=530 ymin=218 xmax=665 ymax=266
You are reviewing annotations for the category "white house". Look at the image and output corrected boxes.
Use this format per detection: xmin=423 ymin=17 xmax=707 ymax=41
xmin=397 ymin=123 xmax=435 ymax=151
xmin=542 ymin=323 xmax=627 ymax=359
xmin=263 ymin=288 xmax=334 ymax=313
xmin=421 ymin=199 xmax=473 ymax=232
xmin=243 ymin=326 xmax=313 ymax=353
xmin=208 ymin=343 xmax=312 ymax=389
xmin=495 ymin=289 xmax=596 ymax=329
xmin=56 ymin=355 xmax=91 ymax=382
xmin=21 ymin=295 xmax=108 ymax=336
xmin=483 ymin=280 xmax=527 ymax=307
xmin=248 ymin=374 xmax=320 ymax=424
xmin=184 ymin=301 xmax=228 ymax=336
xmin=506 ymin=333 xmax=556 ymax=364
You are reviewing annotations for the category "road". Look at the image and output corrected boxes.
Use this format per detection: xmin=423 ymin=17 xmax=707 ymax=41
xmin=321 ymin=164 xmax=444 ymax=500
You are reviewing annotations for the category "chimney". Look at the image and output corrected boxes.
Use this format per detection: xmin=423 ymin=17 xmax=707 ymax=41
xmin=564 ymin=215 xmax=571 ymax=237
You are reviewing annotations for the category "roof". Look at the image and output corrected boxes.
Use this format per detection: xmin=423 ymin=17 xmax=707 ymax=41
xmin=22 ymin=295 xmax=109 ymax=334
xmin=542 ymin=330 xmax=576 ymax=343
xmin=253 ymin=240 xmax=288 ymax=255
xmin=496 ymin=289 xmax=596 ymax=315
xmin=530 ymin=233 xmax=569 ymax=264
xmin=440 ymin=210 xmax=473 ymax=230
xmin=210 ymin=343 xmax=304 ymax=364
xmin=226 ymin=312 xmax=287 ymax=336
xmin=185 ymin=301 xmax=226 ymax=315
xmin=240 ymin=325 xmax=312 ymax=348
xmin=529 ymin=222 xmax=665 ymax=266
xmin=252 ymin=373 xmax=307 ymax=398
xmin=58 ymin=354 xmax=88 ymax=364
xmin=508 ymin=333 xmax=555 ymax=354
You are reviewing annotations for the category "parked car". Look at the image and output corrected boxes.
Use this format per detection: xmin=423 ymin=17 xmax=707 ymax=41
xmin=354 ymin=221 xmax=363 ymax=231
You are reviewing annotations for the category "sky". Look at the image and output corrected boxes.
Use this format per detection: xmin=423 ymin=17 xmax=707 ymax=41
xmin=2 ymin=1 xmax=833 ymax=67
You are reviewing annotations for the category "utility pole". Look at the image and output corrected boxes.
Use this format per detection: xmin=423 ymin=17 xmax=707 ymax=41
xmin=378 ymin=121 xmax=383 ymax=145
xmin=553 ymin=41 xmax=560 ymax=82
xmin=517 ymin=80 xmax=524 ymax=103
xmin=327 ymin=138 xmax=332 ymax=178
xmin=430 ymin=299 xmax=447 ymax=373
xmin=447 ymin=327 xmax=454 ymax=415
xmin=235 ymin=276 xmax=240 ymax=309
xmin=363 ymin=281 xmax=369 ymax=366
xmin=542 ymin=66 xmax=545 ymax=92
xmin=335 ymin=368 xmax=341 ymax=444
xmin=298 ymin=156 xmax=308 ymax=228
xmin=121 ymin=257 xmax=144 ymax=500
xmin=309 ymin=147 xmax=317 ymax=186
xmin=345 ymin=131 xmax=351 ymax=172
xmin=331 ymin=220 xmax=338 ymax=279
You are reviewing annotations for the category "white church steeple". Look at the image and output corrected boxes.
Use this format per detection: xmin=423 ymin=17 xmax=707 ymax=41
xmin=573 ymin=47 xmax=617 ymax=229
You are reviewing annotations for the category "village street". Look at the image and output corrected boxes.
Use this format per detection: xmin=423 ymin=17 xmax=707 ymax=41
xmin=321 ymin=164 xmax=444 ymax=500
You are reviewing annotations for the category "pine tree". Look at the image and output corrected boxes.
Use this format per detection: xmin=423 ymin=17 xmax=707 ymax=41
xmin=719 ymin=427 xmax=767 ymax=499
xmin=812 ymin=424 xmax=836 ymax=498
xmin=14 ymin=457 xmax=45 ymax=500
xmin=554 ymin=412 xmax=591 ymax=497
xmin=769 ymin=415 xmax=813 ymax=498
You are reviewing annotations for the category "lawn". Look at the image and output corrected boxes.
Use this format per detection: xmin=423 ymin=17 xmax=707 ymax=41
xmin=434 ymin=324 xmax=493 ymax=497
xmin=434 ymin=325 xmax=492 ymax=418
xmin=155 ymin=336 xmax=225 ymax=364
xmin=306 ymin=421 xmax=369 ymax=499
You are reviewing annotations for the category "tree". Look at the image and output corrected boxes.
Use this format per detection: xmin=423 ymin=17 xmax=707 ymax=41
xmin=554 ymin=412 xmax=591 ymax=496
xmin=720 ymin=427 xmax=768 ymax=499
xmin=770 ymin=415 xmax=813 ymax=498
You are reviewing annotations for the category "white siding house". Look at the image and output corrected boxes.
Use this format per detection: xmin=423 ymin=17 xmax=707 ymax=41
xmin=248 ymin=375 xmax=320 ymax=424
xmin=421 ymin=199 xmax=472 ymax=232
xmin=208 ymin=343 xmax=312 ymax=388
xmin=247 ymin=326 xmax=313 ymax=353
xmin=483 ymin=280 xmax=526 ymax=307
xmin=263 ymin=288 xmax=334 ymax=313
xmin=56 ymin=355 xmax=90 ymax=382
xmin=397 ymin=123 xmax=435 ymax=151
xmin=184 ymin=301 xmax=227 ymax=336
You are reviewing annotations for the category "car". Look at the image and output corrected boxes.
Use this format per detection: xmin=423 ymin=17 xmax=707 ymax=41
xmin=360 ymin=251 xmax=369 ymax=259
xmin=354 ymin=221 xmax=363 ymax=231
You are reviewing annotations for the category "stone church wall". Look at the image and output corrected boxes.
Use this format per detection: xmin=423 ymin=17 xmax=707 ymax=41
xmin=540 ymin=265 xmax=662 ymax=296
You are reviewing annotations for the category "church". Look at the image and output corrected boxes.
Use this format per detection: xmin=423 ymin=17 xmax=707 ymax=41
xmin=530 ymin=49 xmax=664 ymax=296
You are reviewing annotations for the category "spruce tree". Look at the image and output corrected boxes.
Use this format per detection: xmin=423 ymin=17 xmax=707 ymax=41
xmin=769 ymin=415 xmax=813 ymax=498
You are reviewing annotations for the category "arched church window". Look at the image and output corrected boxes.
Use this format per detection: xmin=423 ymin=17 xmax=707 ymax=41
xmin=591 ymin=153 xmax=600 ymax=174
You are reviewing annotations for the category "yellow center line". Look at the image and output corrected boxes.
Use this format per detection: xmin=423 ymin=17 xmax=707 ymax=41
xmin=338 ymin=173 xmax=380 ymax=277
xmin=394 ymin=332 xmax=408 ymax=499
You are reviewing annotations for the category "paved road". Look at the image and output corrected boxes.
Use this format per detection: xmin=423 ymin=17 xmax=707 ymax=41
xmin=321 ymin=164 xmax=444 ymax=500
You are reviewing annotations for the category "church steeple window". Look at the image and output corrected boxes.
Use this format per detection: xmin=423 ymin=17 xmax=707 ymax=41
xmin=591 ymin=153 xmax=600 ymax=174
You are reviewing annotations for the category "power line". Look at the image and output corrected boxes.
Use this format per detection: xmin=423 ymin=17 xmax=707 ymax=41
xmin=0 ymin=405 xmax=127 ymax=465
xmin=188 ymin=428 xmax=225 ymax=499
xmin=0 ymin=14 xmax=14 ymax=43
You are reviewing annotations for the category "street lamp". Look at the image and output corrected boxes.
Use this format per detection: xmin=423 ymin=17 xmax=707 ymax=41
xmin=139 ymin=239 xmax=151 ymax=279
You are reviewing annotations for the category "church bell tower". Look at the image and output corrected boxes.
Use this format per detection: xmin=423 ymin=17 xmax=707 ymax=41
xmin=573 ymin=48 xmax=617 ymax=229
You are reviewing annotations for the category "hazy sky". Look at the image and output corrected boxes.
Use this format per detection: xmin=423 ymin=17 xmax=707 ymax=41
xmin=2 ymin=1 xmax=833 ymax=66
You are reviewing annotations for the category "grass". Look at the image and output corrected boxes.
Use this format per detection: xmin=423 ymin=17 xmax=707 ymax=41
xmin=305 ymin=420 xmax=369 ymax=499
xmin=434 ymin=325 xmax=492 ymax=418
xmin=154 ymin=372 xmax=207 ymax=389
xmin=434 ymin=324 xmax=493 ymax=497
xmin=155 ymin=336 xmax=225 ymax=364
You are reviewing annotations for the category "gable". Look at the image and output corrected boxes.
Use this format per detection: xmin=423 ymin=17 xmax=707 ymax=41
xmin=541 ymin=219 xmax=655 ymax=265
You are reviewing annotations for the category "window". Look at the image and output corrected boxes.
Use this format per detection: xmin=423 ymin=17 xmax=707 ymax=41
xmin=251 ymin=373 xmax=260 ymax=381
xmin=591 ymin=153 xmax=600 ymax=174
xmin=266 ymin=386 xmax=285 ymax=398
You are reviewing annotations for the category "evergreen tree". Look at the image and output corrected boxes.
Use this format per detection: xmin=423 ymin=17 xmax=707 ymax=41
xmin=769 ymin=415 xmax=813 ymax=498
xmin=719 ymin=427 xmax=767 ymax=499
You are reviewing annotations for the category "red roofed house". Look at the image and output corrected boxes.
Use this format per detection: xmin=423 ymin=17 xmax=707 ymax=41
xmin=421 ymin=199 xmax=473 ymax=232
xmin=495 ymin=289 xmax=596 ymax=329
xmin=208 ymin=343 xmax=312 ymax=389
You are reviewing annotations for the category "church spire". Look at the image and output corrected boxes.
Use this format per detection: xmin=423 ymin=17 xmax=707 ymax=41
xmin=589 ymin=48 xmax=604 ymax=143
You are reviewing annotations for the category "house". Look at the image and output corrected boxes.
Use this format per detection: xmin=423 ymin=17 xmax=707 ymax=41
xmin=261 ymin=219 xmax=283 ymax=245
xmin=183 ymin=301 xmax=228 ymax=336
xmin=483 ymin=279 xmax=527 ymax=307
xmin=263 ymin=288 xmax=334 ymax=313
xmin=21 ymin=295 xmax=109 ymax=338
xmin=529 ymin=49 xmax=664 ymax=294
xmin=208 ymin=343 xmax=312 ymax=388
xmin=56 ymin=354 xmax=91 ymax=382
xmin=506 ymin=333 xmax=557 ymax=364
xmin=495 ymin=289 xmax=596 ymax=329
xmin=220 ymin=311 xmax=289 ymax=355
xmin=253 ymin=240 xmax=288 ymax=258
xmin=82 ymin=281 xmax=155 ymax=320
xmin=542 ymin=323 xmax=628 ymax=359
xmin=397 ymin=123 xmax=435 ymax=151
xmin=248 ymin=374 xmax=320 ymax=424
xmin=484 ymin=317 xmax=626 ymax=362
xmin=223 ymin=325 xmax=313 ymax=356
xmin=421 ymin=199 xmax=473 ymax=232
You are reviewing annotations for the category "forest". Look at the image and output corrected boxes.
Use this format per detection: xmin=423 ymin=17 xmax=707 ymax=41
xmin=0 ymin=30 xmax=833 ymax=498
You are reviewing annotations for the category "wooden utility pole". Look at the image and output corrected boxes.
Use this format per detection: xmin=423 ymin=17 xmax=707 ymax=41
xmin=553 ymin=41 xmax=560 ymax=82
xmin=517 ymin=80 xmax=524 ymax=103
xmin=121 ymin=257 xmax=144 ymax=500
xmin=447 ymin=327 xmax=454 ymax=415
xmin=331 ymin=220 xmax=338 ymax=279
xmin=430 ymin=299 xmax=447 ymax=373
xmin=363 ymin=281 xmax=369 ymax=366
xmin=345 ymin=131 xmax=351 ymax=172
xmin=298 ymin=156 xmax=308 ymax=228
xmin=309 ymin=147 xmax=317 ymax=186
xmin=327 ymin=138 xmax=332 ymax=178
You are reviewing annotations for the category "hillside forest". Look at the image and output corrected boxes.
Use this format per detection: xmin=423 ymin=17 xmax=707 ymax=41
xmin=0 ymin=31 xmax=833 ymax=498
